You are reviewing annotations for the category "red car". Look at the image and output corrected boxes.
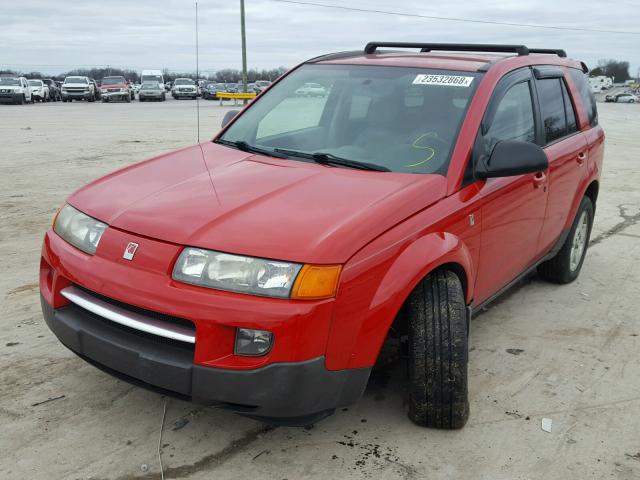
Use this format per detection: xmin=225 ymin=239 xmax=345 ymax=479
xmin=99 ymin=76 xmax=134 ymax=102
xmin=40 ymin=42 xmax=604 ymax=428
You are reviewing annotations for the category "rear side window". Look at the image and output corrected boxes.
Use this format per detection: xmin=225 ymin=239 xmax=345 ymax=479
xmin=537 ymin=79 xmax=567 ymax=143
xmin=484 ymin=81 xmax=536 ymax=152
xmin=568 ymin=69 xmax=598 ymax=127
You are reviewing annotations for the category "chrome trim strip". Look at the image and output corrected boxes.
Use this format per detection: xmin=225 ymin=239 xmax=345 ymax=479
xmin=60 ymin=286 xmax=195 ymax=344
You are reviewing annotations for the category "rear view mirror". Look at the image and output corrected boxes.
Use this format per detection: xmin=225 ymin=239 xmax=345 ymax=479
xmin=476 ymin=141 xmax=548 ymax=179
xmin=221 ymin=110 xmax=240 ymax=128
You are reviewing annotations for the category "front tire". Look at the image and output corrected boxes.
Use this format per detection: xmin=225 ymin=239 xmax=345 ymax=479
xmin=407 ymin=270 xmax=469 ymax=429
xmin=538 ymin=196 xmax=594 ymax=284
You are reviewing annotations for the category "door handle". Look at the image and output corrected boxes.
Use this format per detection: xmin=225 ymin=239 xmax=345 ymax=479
xmin=577 ymin=152 xmax=586 ymax=165
xmin=533 ymin=172 xmax=546 ymax=189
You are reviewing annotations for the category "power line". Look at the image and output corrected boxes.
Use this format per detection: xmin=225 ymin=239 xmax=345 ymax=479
xmin=271 ymin=0 xmax=640 ymax=36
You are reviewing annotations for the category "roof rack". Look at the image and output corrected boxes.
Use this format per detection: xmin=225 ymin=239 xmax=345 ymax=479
xmin=364 ymin=42 xmax=530 ymax=56
xmin=528 ymin=48 xmax=567 ymax=58
xmin=364 ymin=42 xmax=568 ymax=58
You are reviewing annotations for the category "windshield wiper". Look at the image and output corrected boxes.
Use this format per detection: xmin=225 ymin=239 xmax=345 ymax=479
xmin=273 ymin=148 xmax=390 ymax=172
xmin=215 ymin=139 xmax=288 ymax=158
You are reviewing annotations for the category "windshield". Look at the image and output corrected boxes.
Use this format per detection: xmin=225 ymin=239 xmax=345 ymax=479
xmin=0 ymin=78 xmax=20 ymax=86
xmin=102 ymin=77 xmax=126 ymax=85
xmin=174 ymin=79 xmax=194 ymax=85
xmin=219 ymin=64 xmax=481 ymax=175
xmin=65 ymin=77 xmax=88 ymax=84
xmin=28 ymin=80 xmax=43 ymax=86
xmin=142 ymin=75 xmax=162 ymax=83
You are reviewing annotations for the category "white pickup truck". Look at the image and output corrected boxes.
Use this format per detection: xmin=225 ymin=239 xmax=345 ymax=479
xmin=61 ymin=76 xmax=96 ymax=102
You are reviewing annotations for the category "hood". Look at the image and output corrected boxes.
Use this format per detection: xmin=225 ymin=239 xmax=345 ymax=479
xmin=68 ymin=142 xmax=446 ymax=264
xmin=2 ymin=86 xmax=23 ymax=91
xmin=102 ymin=83 xmax=128 ymax=89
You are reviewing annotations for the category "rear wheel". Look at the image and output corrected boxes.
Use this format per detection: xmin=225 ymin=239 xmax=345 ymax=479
xmin=538 ymin=196 xmax=594 ymax=284
xmin=407 ymin=270 xmax=469 ymax=429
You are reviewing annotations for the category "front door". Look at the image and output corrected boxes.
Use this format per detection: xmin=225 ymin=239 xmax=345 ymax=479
xmin=471 ymin=69 xmax=549 ymax=304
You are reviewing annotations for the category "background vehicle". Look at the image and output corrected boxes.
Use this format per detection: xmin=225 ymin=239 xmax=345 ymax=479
xmin=0 ymin=76 xmax=32 ymax=104
xmin=100 ymin=76 xmax=132 ymax=103
xmin=61 ymin=76 xmax=95 ymax=102
xmin=615 ymin=93 xmax=638 ymax=103
xmin=43 ymin=79 xmax=61 ymax=101
xmin=254 ymin=80 xmax=271 ymax=93
xmin=225 ymin=83 xmax=239 ymax=93
xmin=171 ymin=78 xmax=197 ymax=99
xmin=138 ymin=83 xmax=166 ymax=101
xmin=294 ymin=82 xmax=326 ymax=97
xmin=28 ymin=79 xmax=50 ymax=102
xmin=90 ymin=79 xmax=101 ymax=100
xmin=141 ymin=69 xmax=165 ymax=93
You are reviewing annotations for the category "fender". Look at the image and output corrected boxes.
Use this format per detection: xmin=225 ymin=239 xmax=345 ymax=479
xmin=325 ymin=231 xmax=474 ymax=371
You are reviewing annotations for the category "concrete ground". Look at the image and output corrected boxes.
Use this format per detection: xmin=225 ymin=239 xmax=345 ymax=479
xmin=1 ymin=97 xmax=639 ymax=480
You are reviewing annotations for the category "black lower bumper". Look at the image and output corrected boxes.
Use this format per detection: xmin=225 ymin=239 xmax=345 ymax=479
xmin=41 ymin=296 xmax=370 ymax=425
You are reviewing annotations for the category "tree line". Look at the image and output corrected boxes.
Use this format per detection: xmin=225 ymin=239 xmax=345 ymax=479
xmin=0 ymin=66 xmax=288 ymax=83
xmin=589 ymin=59 xmax=632 ymax=83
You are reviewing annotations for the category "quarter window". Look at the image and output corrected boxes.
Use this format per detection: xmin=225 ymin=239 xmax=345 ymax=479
xmin=568 ymin=69 xmax=598 ymax=126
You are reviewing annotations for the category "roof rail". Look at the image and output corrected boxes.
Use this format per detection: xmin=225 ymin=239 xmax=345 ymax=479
xmin=364 ymin=42 xmax=530 ymax=56
xmin=529 ymin=48 xmax=567 ymax=58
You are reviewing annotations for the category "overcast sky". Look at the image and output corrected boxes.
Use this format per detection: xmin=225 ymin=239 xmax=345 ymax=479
xmin=2 ymin=0 xmax=639 ymax=76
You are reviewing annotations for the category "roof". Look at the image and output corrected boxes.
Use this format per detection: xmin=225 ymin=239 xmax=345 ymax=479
xmin=309 ymin=42 xmax=585 ymax=73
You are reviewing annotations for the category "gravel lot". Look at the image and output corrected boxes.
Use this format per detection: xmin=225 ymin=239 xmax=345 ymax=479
xmin=1 ymin=98 xmax=640 ymax=480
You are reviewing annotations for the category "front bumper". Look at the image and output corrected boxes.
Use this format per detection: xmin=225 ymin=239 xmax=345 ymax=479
xmin=62 ymin=91 xmax=92 ymax=99
xmin=41 ymin=295 xmax=369 ymax=424
xmin=102 ymin=91 xmax=130 ymax=100
xmin=0 ymin=92 xmax=22 ymax=102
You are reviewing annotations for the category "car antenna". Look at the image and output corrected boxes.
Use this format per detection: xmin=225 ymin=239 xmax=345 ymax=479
xmin=195 ymin=1 xmax=201 ymax=144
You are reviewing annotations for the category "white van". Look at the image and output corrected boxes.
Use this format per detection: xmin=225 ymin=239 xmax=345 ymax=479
xmin=140 ymin=70 xmax=166 ymax=99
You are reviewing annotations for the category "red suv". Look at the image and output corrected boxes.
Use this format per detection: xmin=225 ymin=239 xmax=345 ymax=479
xmin=40 ymin=43 xmax=604 ymax=429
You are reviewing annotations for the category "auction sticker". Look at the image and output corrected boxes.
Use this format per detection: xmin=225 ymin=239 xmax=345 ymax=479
xmin=412 ymin=74 xmax=474 ymax=87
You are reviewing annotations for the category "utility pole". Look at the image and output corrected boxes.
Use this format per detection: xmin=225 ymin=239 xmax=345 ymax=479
xmin=240 ymin=0 xmax=248 ymax=99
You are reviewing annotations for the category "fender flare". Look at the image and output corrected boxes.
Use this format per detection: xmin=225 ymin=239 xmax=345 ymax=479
xmin=326 ymin=232 xmax=475 ymax=370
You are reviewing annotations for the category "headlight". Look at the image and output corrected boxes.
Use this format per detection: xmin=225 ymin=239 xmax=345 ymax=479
xmin=53 ymin=204 xmax=107 ymax=255
xmin=173 ymin=248 xmax=302 ymax=298
xmin=173 ymin=247 xmax=342 ymax=299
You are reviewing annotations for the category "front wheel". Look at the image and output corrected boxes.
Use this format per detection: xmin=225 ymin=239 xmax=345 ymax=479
xmin=538 ymin=196 xmax=594 ymax=284
xmin=407 ymin=270 xmax=469 ymax=429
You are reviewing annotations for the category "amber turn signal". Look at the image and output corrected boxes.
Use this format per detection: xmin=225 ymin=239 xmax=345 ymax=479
xmin=291 ymin=264 xmax=342 ymax=300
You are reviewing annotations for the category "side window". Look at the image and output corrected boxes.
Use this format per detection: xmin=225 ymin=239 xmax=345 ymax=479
xmin=537 ymin=78 xmax=567 ymax=144
xmin=484 ymin=81 xmax=536 ymax=152
xmin=562 ymin=80 xmax=578 ymax=135
xmin=568 ymin=69 xmax=598 ymax=126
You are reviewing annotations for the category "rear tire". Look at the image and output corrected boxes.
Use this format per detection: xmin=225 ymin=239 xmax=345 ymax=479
xmin=538 ymin=196 xmax=594 ymax=284
xmin=407 ymin=270 xmax=469 ymax=429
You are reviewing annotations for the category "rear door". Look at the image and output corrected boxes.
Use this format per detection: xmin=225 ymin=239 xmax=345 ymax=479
xmin=533 ymin=68 xmax=589 ymax=253
xmin=472 ymin=68 xmax=549 ymax=304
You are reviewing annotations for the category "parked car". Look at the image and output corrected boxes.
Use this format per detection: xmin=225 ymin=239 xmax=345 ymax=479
xmin=90 ymin=79 xmax=102 ymax=100
xmin=0 ymin=76 xmax=32 ymax=104
xmin=133 ymin=83 xmax=141 ymax=94
xmin=28 ymin=79 xmax=50 ymax=102
xmin=615 ymin=93 xmax=638 ymax=103
xmin=100 ymin=76 xmax=133 ymax=103
xmin=138 ymin=83 xmax=166 ymax=101
xmin=225 ymin=83 xmax=239 ymax=93
xmin=40 ymin=42 xmax=603 ymax=430
xmin=604 ymin=93 xmax=617 ymax=102
xmin=43 ymin=79 xmax=61 ymax=101
xmin=254 ymin=80 xmax=271 ymax=93
xmin=171 ymin=78 xmax=197 ymax=99
xmin=61 ymin=76 xmax=96 ymax=102
xmin=294 ymin=82 xmax=327 ymax=97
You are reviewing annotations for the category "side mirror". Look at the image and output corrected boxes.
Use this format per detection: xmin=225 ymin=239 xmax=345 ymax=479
xmin=221 ymin=110 xmax=240 ymax=128
xmin=476 ymin=140 xmax=548 ymax=179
